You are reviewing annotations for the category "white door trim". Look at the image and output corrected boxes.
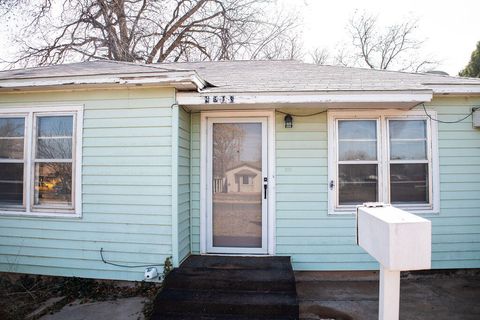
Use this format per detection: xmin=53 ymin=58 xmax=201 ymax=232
xmin=200 ymin=110 xmax=276 ymax=255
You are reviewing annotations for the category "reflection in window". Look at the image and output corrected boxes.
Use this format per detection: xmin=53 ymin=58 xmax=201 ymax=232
xmin=389 ymin=120 xmax=429 ymax=204
xmin=0 ymin=163 xmax=24 ymax=206
xmin=390 ymin=164 xmax=428 ymax=204
xmin=34 ymin=115 xmax=74 ymax=208
xmin=338 ymin=120 xmax=377 ymax=161
xmin=0 ymin=117 xmax=25 ymax=208
xmin=389 ymin=120 xmax=427 ymax=160
xmin=339 ymin=164 xmax=378 ymax=205
xmin=212 ymin=122 xmax=263 ymax=248
xmin=337 ymin=120 xmax=378 ymax=205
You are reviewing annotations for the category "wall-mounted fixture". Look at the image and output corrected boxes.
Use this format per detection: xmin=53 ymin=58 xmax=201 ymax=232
xmin=144 ymin=267 xmax=159 ymax=280
xmin=473 ymin=107 xmax=480 ymax=128
xmin=284 ymin=114 xmax=293 ymax=128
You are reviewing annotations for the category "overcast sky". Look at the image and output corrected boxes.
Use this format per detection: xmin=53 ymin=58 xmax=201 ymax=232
xmin=288 ymin=0 xmax=480 ymax=75
xmin=0 ymin=0 xmax=478 ymax=75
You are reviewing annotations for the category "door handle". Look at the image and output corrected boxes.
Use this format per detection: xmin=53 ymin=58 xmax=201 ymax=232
xmin=263 ymin=177 xmax=268 ymax=199
xmin=329 ymin=180 xmax=335 ymax=190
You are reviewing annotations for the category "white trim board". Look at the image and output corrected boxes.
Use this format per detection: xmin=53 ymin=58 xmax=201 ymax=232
xmin=199 ymin=110 xmax=276 ymax=255
xmin=178 ymin=90 xmax=433 ymax=107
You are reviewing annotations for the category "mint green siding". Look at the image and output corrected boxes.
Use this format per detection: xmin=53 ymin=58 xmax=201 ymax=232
xmin=421 ymin=97 xmax=480 ymax=269
xmin=1 ymin=89 xmax=479 ymax=280
xmin=177 ymin=107 xmax=191 ymax=263
xmin=190 ymin=113 xmax=201 ymax=253
xmin=0 ymin=88 xmax=175 ymax=281
xmin=274 ymin=111 xmax=371 ymax=270
xmin=189 ymin=97 xmax=480 ymax=270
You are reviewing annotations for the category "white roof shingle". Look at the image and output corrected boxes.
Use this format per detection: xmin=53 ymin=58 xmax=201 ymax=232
xmin=157 ymin=60 xmax=480 ymax=93
xmin=1 ymin=59 xmax=480 ymax=94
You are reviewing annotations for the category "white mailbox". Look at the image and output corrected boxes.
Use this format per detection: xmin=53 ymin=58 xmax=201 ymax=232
xmin=357 ymin=204 xmax=431 ymax=271
xmin=356 ymin=203 xmax=432 ymax=320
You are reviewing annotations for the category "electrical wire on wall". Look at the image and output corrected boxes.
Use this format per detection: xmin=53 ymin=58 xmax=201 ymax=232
xmin=422 ymin=103 xmax=480 ymax=124
xmin=275 ymin=109 xmax=327 ymax=117
xmin=100 ymin=248 xmax=160 ymax=268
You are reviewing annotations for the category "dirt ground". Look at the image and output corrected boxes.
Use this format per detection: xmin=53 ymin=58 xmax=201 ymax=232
xmin=0 ymin=273 xmax=160 ymax=320
xmin=296 ymin=269 xmax=480 ymax=320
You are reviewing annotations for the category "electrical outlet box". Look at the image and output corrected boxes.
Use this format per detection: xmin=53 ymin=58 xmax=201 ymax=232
xmin=474 ymin=108 xmax=480 ymax=128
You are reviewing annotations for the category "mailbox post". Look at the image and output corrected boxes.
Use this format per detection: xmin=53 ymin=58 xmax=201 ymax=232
xmin=356 ymin=203 xmax=432 ymax=320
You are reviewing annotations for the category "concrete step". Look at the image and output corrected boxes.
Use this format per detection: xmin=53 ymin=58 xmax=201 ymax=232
xmin=153 ymin=288 xmax=298 ymax=317
xmin=157 ymin=311 xmax=297 ymax=320
xmin=164 ymin=268 xmax=296 ymax=292
xmin=180 ymin=255 xmax=292 ymax=270
xmin=151 ymin=255 xmax=299 ymax=320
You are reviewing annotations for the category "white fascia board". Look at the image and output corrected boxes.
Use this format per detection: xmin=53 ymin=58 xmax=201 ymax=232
xmin=177 ymin=90 xmax=433 ymax=106
xmin=429 ymin=84 xmax=480 ymax=95
xmin=0 ymin=71 xmax=205 ymax=90
xmin=189 ymin=73 xmax=207 ymax=90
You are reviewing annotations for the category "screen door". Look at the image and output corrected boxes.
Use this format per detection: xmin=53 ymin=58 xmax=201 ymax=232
xmin=206 ymin=117 xmax=268 ymax=254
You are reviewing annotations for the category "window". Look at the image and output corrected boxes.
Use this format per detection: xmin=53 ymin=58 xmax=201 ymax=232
xmin=328 ymin=110 xmax=439 ymax=214
xmin=0 ymin=107 xmax=82 ymax=216
xmin=0 ymin=117 xmax=25 ymax=208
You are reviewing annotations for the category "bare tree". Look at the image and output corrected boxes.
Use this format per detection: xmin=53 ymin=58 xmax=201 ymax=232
xmin=3 ymin=0 xmax=300 ymax=67
xmin=309 ymin=47 xmax=329 ymax=65
xmin=348 ymin=11 xmax=436 ymax=71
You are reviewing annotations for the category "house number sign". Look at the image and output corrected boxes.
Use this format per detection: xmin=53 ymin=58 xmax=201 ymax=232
xmin=204 ymin=95 xmax=235 ymax=104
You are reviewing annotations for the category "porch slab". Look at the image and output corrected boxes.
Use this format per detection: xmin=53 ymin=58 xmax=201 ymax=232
xmin=296 ymin=270 xmax=480 ymax=320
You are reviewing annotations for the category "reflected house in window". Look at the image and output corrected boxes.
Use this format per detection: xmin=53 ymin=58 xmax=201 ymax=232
xmin=213 ymin=163 xmax=261 ymax=194
xmin=225 ymin=163 xmax=261 ymax=193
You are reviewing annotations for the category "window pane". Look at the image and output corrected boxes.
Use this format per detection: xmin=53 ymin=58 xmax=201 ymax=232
xmin=34 ymin=163 xmax=72 ymax=207
xmin=339 ymin=164 xmax=378 ymax=205
xmin=389 ymin=120 xmax=427 ymax=160
xmin=0 ymin=139 xmax=24 ymax=159
xmin=37 ymin=138 xmax=72 ymax=159
xmin=339 ymin=120 xmax=377 ymax=161
xmin=0 ymin=118 xmax=25 ymax=159
xmin=390 ymin=164 xmax=428 ymax=204
xmin=0 ymin=163 xmax=23 ymax=206
xmin=339 ymin=120 xmax=376 ymax=139
xmin=390 ymin=141 xmax=426 ymax=160
xmin=0 ymin=118 xmax=25 ymax=137
xmin=339 ymin=141 xmax=377 ymax=161
xmin=38 ymin=116 xmax=73 ymax=137
xmin=389 ymin=120 xmax=426 ymax=139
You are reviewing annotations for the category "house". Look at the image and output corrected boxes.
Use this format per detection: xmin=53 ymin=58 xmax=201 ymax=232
xmin=224 ymin=164 xmax=262 ymax=193
xmin=0 ymin=60 xmax=479 ymax=281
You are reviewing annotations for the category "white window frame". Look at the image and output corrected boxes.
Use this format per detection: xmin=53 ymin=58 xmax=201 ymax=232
xmin=0 ymin=114 xmax=28 ymax=210
xmin=327 ymin=109 xmax=439 ymax=215
xmin=0 ymin=105 xmax=83 ymax=218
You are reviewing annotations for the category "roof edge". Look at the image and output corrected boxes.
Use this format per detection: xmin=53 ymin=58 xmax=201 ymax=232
xmin=0 ymin=70 xmax=206 ymax=91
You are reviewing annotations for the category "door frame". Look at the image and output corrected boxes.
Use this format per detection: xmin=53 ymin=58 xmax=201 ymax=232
xmin=200 ymin=110 xmax=276 ymax=255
